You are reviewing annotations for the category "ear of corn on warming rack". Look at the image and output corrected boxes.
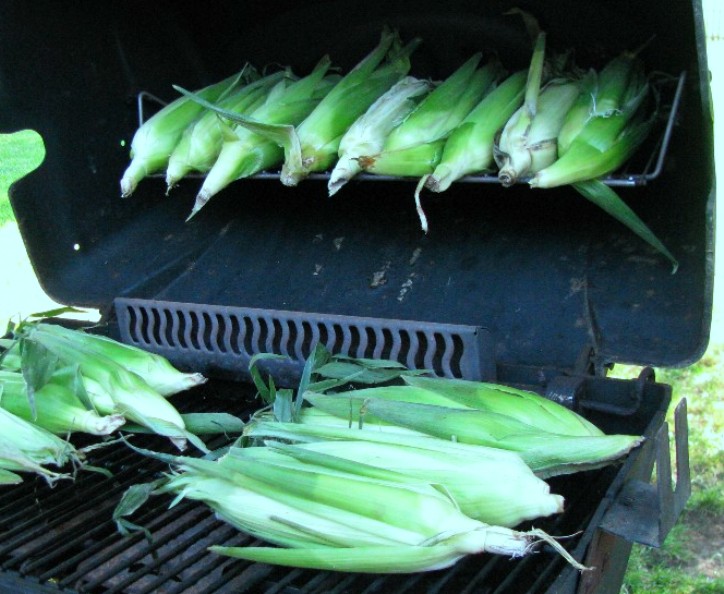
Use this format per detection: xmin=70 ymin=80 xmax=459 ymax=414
xmin=120 ymin=20 xmax=678 ymax=271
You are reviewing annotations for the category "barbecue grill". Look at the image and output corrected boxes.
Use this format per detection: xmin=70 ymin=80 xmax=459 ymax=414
xmin=0 ymin=0 xmax=714 ymax=592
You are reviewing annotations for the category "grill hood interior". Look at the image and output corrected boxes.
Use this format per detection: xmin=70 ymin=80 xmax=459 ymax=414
xmin=1 ymin=0 xmax=715 ymax=372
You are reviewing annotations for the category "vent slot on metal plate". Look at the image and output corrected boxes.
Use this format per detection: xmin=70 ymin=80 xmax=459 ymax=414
xmin=115 ymin=298 xmax=495 ymax=385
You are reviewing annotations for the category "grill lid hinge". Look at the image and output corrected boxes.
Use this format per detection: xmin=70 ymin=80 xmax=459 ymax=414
xmin=598 ymin=398 xmax=691 ymax=548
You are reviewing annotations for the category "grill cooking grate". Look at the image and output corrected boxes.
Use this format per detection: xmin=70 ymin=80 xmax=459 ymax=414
xmin=0 ymin=379 xmax=653 ymax=594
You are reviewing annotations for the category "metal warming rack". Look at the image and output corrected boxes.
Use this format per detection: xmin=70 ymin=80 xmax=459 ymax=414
xmin=137 ymin=72 xmax=686 ymax=189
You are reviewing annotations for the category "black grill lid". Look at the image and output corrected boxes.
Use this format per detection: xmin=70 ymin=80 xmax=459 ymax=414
xmin=1 ymin=0 xmax=715 ymax=371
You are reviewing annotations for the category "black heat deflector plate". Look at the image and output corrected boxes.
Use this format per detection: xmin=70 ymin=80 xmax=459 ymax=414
xmin=114 ymin=298 xmax=496 ymax=385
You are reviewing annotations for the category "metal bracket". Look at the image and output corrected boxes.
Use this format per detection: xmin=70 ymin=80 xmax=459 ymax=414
xmin=544 ymin=344 xmax=598 ymax=410
xmin=599 ymin=398 xmax=691 ymax=547
xmin=545 ymin=374 xmax=586 ymax=410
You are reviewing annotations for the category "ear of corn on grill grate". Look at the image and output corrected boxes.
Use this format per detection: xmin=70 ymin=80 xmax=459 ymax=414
xmin=122 ymin=441 xmax=588 ymax=573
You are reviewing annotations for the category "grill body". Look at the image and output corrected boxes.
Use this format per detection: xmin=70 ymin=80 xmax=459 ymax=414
xmin=0 ymin=0 xmax=713 ymax=592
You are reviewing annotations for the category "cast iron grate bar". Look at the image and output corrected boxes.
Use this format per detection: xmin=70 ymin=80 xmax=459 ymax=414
xmin=0 ymin=443 xmax=173 ymax=566
xmin=92 ymin=511 xmax=225 ymax=594
xmin=360 ymin=572 xmax=428 ymax=594
xmin=36 ymin=493 xmax=196 ymax=584
xmin=310 ymin=573 xmax=361 ymax=594
xmin=57 ymin=446 xmax=240 ymax=589
xmin=59 ymin=503 xmax=201 ymax=591
xmin=262 ymin=568 xmax=309 ymax=594
xmin=25 ymin=429 xmax=233 ymax=580
xmin=115 ymin=298 xmax=495 ymax=385
xmin=0 ymin=435 xmax=160 ymax=530
xmin=299 ymin=572 xmax=357 ymax=594
xmin=0 ymin=444 xmax=139 ymax=524
xmin=68 ymin=500 xmax=208 ymax=591
xmin=526 ymin=556 xmax=572 ymax=594
xmin=162 ymin=534 xmax=287 ymax=594
xmin=160 ymin=535 xmax=258 ymax=594
xmin=126 ymin=524 xmax=252 ymax=594
xmin=204 ymin=562 xmax=299 ymax=594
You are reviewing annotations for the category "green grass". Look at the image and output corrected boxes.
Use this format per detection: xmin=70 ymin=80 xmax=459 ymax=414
xmin=0 ymin=129 xmax=46 ymax=224
xmin=614 ymin=345 xmax=724 ymax=593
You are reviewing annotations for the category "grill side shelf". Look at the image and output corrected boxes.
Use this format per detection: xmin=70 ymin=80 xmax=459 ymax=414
xmin=114 ymin=298 xmax=496 ymax=385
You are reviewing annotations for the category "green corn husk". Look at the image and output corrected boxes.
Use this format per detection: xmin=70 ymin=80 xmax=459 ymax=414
xmin=0 ymin=369 xmax=126 ymax=435
xmin=279 ymin=31 xmax=420 ymax=185
xmin=328 ymin=76 xmax=432 ymax=196
xmin=424 ymin=70 xmax=527 ymax=193
xmin=164 ymin=452 xmax=481 ymax=547
xmin=551 ymin=68 xmax=599 ymax=156
xmin=304 ymin=384 xmax=465 ymax=412
xmin=0 ymin=407 xmax=80 ymax=485
xmin=247 ymin=410 xmax=438 ymax=442
xmin=242 ymin=425 xmax=565 ymax=528
xmin=301 ymin=385 xmax=468 ymax=427
xmin=305 ymin=393 xmax=644 ymax=478
xmin=178 ymin=57 xmax=339 ymax=218
xmin=556 ymin=52 xmax=649 ymax=157
xmin=531 ymin=112 xmax=654 ymax=188
xmin=494 ymin=33 xmax=581 ymax=186
xmin=165 ymin=69 xmax=288 ymax=189
xmin=524 ymin=50 xmax=678 ymax=272
xmin=194 ymin=30 xmax=420 ymax=188
xmin=356 ymin=140 xmax=447 ymax=177
xmin=219 ymin=447 xmax=482 ymax=539
xmin=0 ymin=468 xmax=22 ymax=485
xmin=382 ymin=54 xmax=499 ymax=152
xmin=32 ymin=323 xmax=207 ymax=397
xmin=120 ymin=70 xmax=247 ymax=197
xmin=147 ymin=447 xmax=587 ymax=573
xmin=530 ymin=52 xmax=652 ymax=189
xmin=357 ymin=55 xmax=501 ymax=180
xmin=22 ymin=326 xmax=196 ymax=451
xmin=571 ymin=179 xmax=679 ymax=272
xmin=401 ymin=375 xmax=605 ymax=437
xmin=297 ymin=406 xmax=434 ymax=437
xmin=412 ymin=69 xmax=527 ymax=231
xmin=121 ymin=412 xmax=245 ymax=436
